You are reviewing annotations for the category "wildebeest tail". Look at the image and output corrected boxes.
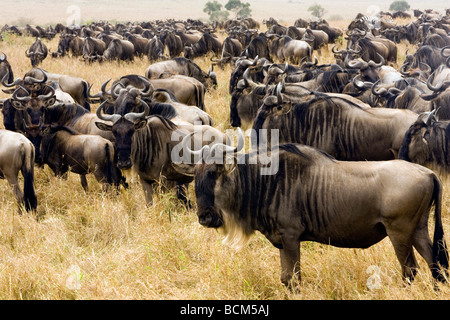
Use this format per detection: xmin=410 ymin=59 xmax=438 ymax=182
xmin=196 ymin=84 xmax=205 ymax=110
xmin=81 ymin=80 xmax=91 ymax=111
xmin=22 ymin=143 xmax=38 ymax=212
xmin=431 ymin=174 xmax=449 ymax=281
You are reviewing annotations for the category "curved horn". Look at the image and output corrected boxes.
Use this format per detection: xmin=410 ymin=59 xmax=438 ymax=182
xmin=123 ymin=98 xmax=150 ymax=123
xmin=371 ymin=80 xmax=387 ymax=96
xmin=399 ymin=63 xmax=410 ymax=75
xmin=0 ymin=51 xmax=6 ymax=61
xmin=352 ymin=75 xmax=373 ymax=90
xmin=276 ymin=82 xmax=283 ymax=105
xmin=37 ymin=85 xmax=55 ymax=101
xmin=368 ymin=53 xmax=385 ymax=68
xmin=440 ymin=45 xmax=450 ymax=58
xmin=12 ymin=85 xmax=31 ymax=102
xmin=24 ymin=68 xmax=47 ymax=84
xmin=180 ymin=131 xmax=210 ymax=159
xmin=1 ymin=71 xmax=21 ymax=88
xmin=101 ymin=79 xmax=112 ymax=95
xmin=96 ymin=101 xmax=121 ymax=123
xmin=425 ymin=109 xmax=436 ymax=126
xmin=210 ymin=127 xmax=245 ymax=156
xmin=427 ymin=70 xmax=443 ymax=92
xmin=110 ymin=81 xmax=126 ymax=99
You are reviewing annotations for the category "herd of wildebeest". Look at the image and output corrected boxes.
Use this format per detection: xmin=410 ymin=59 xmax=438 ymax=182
xmin=1 ymin=7 xmax=450 ymax=289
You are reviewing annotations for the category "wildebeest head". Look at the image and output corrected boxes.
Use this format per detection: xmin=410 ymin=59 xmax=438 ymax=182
xmin=398 ymin=111 xmax=438 ymax=164
xmin=177 ymin=127 xmax=245 ymax=228
xmin=345 ymin=53 xmax=384 ymax=83
xmin=95 ymin=99 xmax=150 ymax=169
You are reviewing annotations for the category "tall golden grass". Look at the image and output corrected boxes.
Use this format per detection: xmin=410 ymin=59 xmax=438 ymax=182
xmin=0 ymin=22 xmax=449 ymax=300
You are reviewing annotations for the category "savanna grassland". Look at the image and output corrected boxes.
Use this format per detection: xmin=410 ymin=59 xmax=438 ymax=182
xmin=0 ymin=8 xmax=450 ymax=300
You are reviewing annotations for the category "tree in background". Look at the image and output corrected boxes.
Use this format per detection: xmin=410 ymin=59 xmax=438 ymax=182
xmin=308 ymin=3 xmax=327 ymax=19
xmin=203 ymin=0 xmax=230 ymax=22
xmin=389 ymin=0 xmax=410 ymax=12
xmin=224 ymin=0 xmax=252 ymax=19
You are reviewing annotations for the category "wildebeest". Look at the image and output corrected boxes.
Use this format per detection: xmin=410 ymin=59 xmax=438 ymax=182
xmin=0 ymin=129 xmax=37 ymax=212
xmin=184 ymin=32 xmax=222 ymax=60
xmin=94 ymin=101 xmax=227 ymax=206
xmin=267 ymin=35 xmax=312 ymax=65
xmin=26 ymin=38 xmax=48 ymax=67
xmin=210 ymin=36 xmax=243 ymax=68
xmin=145 ymin=57 xmax=217 ymax=89
xmin=177 ymin=132 xmax=449 ymax=289
xmin=82 ymin=36 xmax=106 ymax=62
xmin=51 ymin=34 xmax=84 ymax=58
xmin=98 ymin=74 xmax=207 ymax=110
xmin=101 ymin=38 xmax=135 ymax=62
xmin=145 ymin=35 xmax=166 ymax=62
xmin=253 ymin=87 xmax=418 ymax=160
xmin=40 ymin=125 xmax=117 ymax=191
xmin=0 ymin=52 xmax=14 ymax=85
xmin=241 ymin=33 xmax=270 ymax=60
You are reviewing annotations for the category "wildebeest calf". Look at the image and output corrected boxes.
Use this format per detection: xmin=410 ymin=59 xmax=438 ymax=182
xmin=40 ymin=125 xmax=117 ymax=191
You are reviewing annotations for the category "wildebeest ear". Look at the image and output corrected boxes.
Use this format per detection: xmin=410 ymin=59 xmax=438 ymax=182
xmin=43 ymin=97 xmax=56 ymax=107
xmin=134 ymin=119 xmax=147 ymax=130
xmin=11 ymin=100 xmax=27 ymax=110
xmin=272 ymin=101 xmax=292 ymax=116
xmin=95 ymin=121 xmax=112 ymax=131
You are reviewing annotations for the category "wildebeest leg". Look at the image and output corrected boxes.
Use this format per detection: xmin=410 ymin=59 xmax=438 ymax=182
xmin=387 ymin=230 xmax=418 ymax=282
xmin=80 ymin=174 xmax=88 ymax=192
xmin=411 ymin=221 xmax=435 ymax=276
xmin=140 ymin=177 xmax=155 ymax=206
xmin=4 ymin=172 xmax=24 ymax=212
xmin=279 ymin=234 xmax=301 ymax=290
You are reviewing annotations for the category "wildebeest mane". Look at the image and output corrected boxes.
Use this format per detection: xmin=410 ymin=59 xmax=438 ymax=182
xmin=278 ymin=143 xmax=337 ymax=162
xmin=132 ymin=115 xmax=177 ymax=172
xmin=148 ymin=101 xmax=179 ymax=120
xmin=44 ymin=103 xmax=90 ymax=126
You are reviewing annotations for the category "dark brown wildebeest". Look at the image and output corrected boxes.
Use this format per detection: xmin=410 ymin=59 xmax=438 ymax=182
xmin=0 ymin=129 xmax=37 ymax=212
xmin=0 ymin=52 xmax=14 ymax=85
xmin=210 ymin=37 xmax=243 ymax=68
xmin=40 ymin=125 xmax=117 ymax=191
xmin=161 ymin=31 xmax=183 ymax=58
xmin=82 ymin=36 xmax=106 ymax=62
xmin=101 ymin=38 xmax=135 ymax=62
xmin=241 ymin=34 xmax=270 ymax=60
xmin=144 ymin=57 xmax=217 ymax=89
xmin=26 ymin=38 xmax=48 ymax=67
xmin=94 ymin=101 xmax=227 ymax=206
xmin=145 ymin=35 xmax=166 ymax=62
xmin=52 ymin=34 xmax=85 ymax=58
xmin=124 ymin=32 xmax=149 ymax=57
xmin=177 ymin=130 xmax=449 ymax=289
xmin=184 ymin=32 xmax=222 ymax=60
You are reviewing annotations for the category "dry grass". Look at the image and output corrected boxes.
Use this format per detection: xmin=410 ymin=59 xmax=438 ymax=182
xmin=0 ymin=20 xmax=450 ymax=300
